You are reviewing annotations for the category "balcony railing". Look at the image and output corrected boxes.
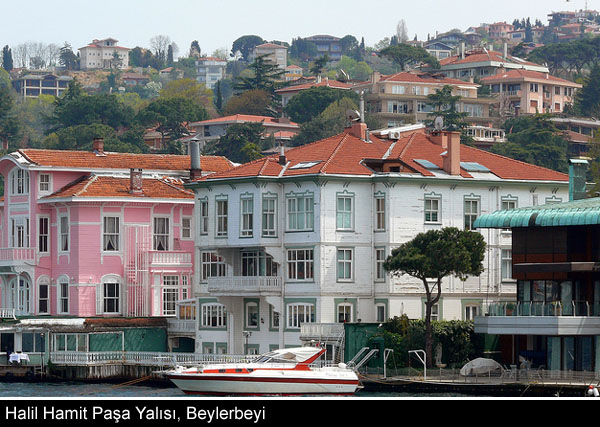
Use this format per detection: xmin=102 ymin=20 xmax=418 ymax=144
xmin=50 ymin=351 xmax=254 ymax=367
xmin=207 ymin=276 xmax=282 ymax=295
xmin=483 ymin=301 xmax=600 ymax=317
xmin=0 ymin=308 xmax=16 ymax=319
xmin=167 ymin=318 xmax=196 ymax=334
xmin=0 ymin=247 xmax=35 ymax=262
xmin=149 ymin=251 xmax=192 ymax=266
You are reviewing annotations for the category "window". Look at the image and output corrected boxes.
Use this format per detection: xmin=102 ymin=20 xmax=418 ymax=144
xmin=201 ymin=251 xmax=227 ymax=281
xmin=240 ymin=195 xmax=254 ymax=237
xmin=287 ymin=303 xmax=314 ymax=329
xmin=336 ymin=193 xmax=353 ymax=230
xmin=287 ymin=248 xmax=314 ymax=281
xmin=424 ymin=196 xmax=441 ymax=223
xmin=162 ymin=276 xmax=179 ymax=316
xmin=11 ymin=168 xmax=29 ymax=195
xmin=337 ymin=303 xmax=353 ymax=323
xmin=465 ymin=305 xmax=478 ymax=320
xmin=216 ymin=198 xmax=228 ymax=237
xmin=376 ymin=303 xmax=386 ymax=322
xmin=38 ymin=280 xmax=49 ymax=314
xmin=59 ymin=216 xmax=69 ymax=252
xmin=58 ymin=278 xmax=69 ymax=314
xmin=287 ymin=193 xmax=314 ymax=231
xmin=262 ymin=195 xmax=277 ymax=237
xmin=201 ymin=303 xmax=227 ymax=328
xmin=38 ymin=217 xmax=49 ymax=253
xmin=501 ymin=249 xmax=513 ymax=281
xmin=241 ymin=251 xmax=278 ymax=276
xmin=374 ymin=194 xmax=385 ymax=231
xmin=39 ymin=174 xmax=50 ymax=193
xmin=464 ymin=197 xmax=479 ymax=230
xmin=54 ymin=333 xmax=86 ymax=352
xmin=375 ymin=248 xmax=386 ymax=281
xmin=245 ymin=301 xmax=259 ymax=328
xmin=153 ymin=217 xmax=170 ymax=251
xmin=501 ymin=197 xmax=517 ymax=211
xmin=11 ymin=217 xmax=29 ymax=248
xmin=181 ymin=217 xmax=192 ymax=239
xmin=337 ymin=248 xmax=353 ymax=281
xmin=431 ymin=303 xmax=439 ymax=321
xmin=103 ymin=282 xmax=120 ymax=313
xmin=103 ymin=216 xmax=120 ymax=251
xmin=199 ymin=199 xmax=209 ymax=235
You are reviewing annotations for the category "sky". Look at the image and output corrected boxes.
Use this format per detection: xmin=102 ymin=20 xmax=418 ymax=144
xmin=0 ymin=0 xmax=593 ymax=57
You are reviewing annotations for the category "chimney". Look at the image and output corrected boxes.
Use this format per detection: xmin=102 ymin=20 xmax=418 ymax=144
xmin=350 ymin=91 xmax=369 ymax=141
xmin=503 ymin=42 xmax=508 ymax=60
xmin=279 ymin=141 xmax=286 ymax=165
xmin=430 ymin=131 xmax=449 ymax=149
xmin=129 ymin=168 xmax=143 ymax=194
xmin=441 ymin=131 xmax=461 ymax=175
xmin=569 ymin=158 xmax=588 ymax=201
xmin=460 ymin=42 xmax=465 ymax=60
xmin=93 ymin=137 xmax=104 ymax=155
xmin=189 ymin=137 xmax=202 ymax=180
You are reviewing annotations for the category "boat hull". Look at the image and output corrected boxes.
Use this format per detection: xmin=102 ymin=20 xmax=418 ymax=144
xmin=168 ymin=370 xmax=360 ymax=396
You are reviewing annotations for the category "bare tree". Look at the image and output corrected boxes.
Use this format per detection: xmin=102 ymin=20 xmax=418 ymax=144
xmin=150 ymin=35 xmax=171 ymax=64
xmin=13 ymin=43 xmax=30 ymax=68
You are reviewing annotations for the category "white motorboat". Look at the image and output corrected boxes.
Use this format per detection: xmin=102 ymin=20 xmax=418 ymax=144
xmin=166 ymin=346 xmax=362 ymax=396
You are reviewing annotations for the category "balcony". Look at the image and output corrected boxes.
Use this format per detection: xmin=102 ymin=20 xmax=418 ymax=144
xmin=207 ymin=276 xmax=282 ymax=296
xmin=300 ymin=323 xmax=345 ymax=341
xmin=0 ymin=247 xmax=35 ymax=265
xmin=148 ymin=251 xmax=192 ymax=267
xmin=475 ymin=301 xmax=600 ymax=336
xmin=167 ymin=318 xmax=196 ymax=335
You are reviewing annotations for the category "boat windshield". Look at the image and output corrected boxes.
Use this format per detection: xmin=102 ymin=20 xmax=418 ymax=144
xmin=253 ymin=351 xmax=301 ymax=364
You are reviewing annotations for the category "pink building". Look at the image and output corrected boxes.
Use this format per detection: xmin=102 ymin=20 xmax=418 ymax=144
xmin=0 ymin=139 xmax=233 ymax=319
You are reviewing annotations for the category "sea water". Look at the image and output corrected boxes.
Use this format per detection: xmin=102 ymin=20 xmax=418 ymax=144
xmin=0 ymin=381 xmax=475 ymax=398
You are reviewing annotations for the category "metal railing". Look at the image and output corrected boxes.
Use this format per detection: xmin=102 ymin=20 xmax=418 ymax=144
xmin=50 ymin=351 xmax=254 ymax=367
xmin=483 ymin=301 xmax=600 ymax=317
xmin=149 ymin=251 xmax=192 ymax=266
xmin=0 ymin=308 xmax=16 ymax=319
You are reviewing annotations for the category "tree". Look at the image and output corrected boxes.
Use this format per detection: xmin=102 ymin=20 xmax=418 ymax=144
xmin=383 ymin=227 xmax=486 ymax=367
xmin=379 ymin=44 xmax=439 ymax=71
xmin=222 ymin=89 xmax=272 ymax=116
xmin=150 ymin=35 xmax=171 ymax=67
xmin=233 ymin=54 xmax=286 ymax=94
xmin=491 ymin=114 xmax=570 ymax=172
xmin=59 ymin=43 xmax=78 ymax=70
xmin=425 ymin=85 xmax=468 ymax=131
xmin=231 ymin=35 xmax=265 ymax=61
xmin=284 ymin=86 xmax=358 ymax=123
xmin=396 ymin=20 xmax=409 ymax=44
xmin=204 ymin=122 xmax=268 ymax=163
xmin=574 ymin=63 xmax=600 ymax=117
xmin=159 ymin=78 xmax=214 ymax=112
xmin=2 ymin=46 xmax=13 ymax=71
xmin=309 ymin=54 xmax=329 ymax=76
xmin=189 ymin=40 xmax=201 ymax=58
xmin=289 ymin=37 xmax=318 ymax=62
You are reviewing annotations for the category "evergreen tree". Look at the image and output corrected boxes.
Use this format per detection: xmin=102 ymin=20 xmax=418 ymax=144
xmin=2 ymin=46 xmax=13 ymax=71
xmin=425 ymin=85 xmax=468 ymax=131
xmin=214 ymin=80 xmax=223 ymax=112
xmin=575 ymin=64 xmax=600 ymax=118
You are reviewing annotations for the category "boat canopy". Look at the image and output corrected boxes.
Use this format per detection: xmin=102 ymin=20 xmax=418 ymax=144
xmin=256 ymin=347 xmax=322 ymax=363
xmin=474 ymin=197 xmax=600 ymax=229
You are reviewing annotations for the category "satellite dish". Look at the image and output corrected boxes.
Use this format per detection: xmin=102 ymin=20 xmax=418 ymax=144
xmin=346 ymin=109 xmax=361 ymax=122
xmin=434 ymin=116 xmax=444 ymax=130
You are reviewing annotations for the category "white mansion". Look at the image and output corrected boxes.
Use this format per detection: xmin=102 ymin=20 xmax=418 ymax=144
xmin=183 ymin=122 xmax=569 ymax=356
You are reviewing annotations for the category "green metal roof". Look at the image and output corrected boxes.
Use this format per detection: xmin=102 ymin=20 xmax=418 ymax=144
xmin=474 ymin=197 xmax=600 ymax=229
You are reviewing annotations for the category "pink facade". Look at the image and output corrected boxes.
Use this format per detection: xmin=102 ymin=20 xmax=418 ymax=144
xmin=0 ymin=146 xmax=232 ymax=319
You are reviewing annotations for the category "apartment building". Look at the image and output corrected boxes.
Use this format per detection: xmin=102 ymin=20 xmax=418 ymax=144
xmin=249 ymin=43 xmax=288 ymax=70
xmin=184 ymin=122 xmax=569 ymax=355
xmin=78 ymin=38 xmax=130 ymax=70
xmin=195 ymin=57 xmax=227 ymax=89
xmin=481 ymin=69 xmax=582 ymax=115
xmin=354 ymin=71 xmax=495 ymax=128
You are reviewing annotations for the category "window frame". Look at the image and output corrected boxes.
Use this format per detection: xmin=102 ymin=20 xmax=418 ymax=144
xmin=286 ymin=191 xmax=314 ymax=232
xmin=336 ymin=248 xmax=354 ymax=282
xmin=240 ymin=193 xmax=254 ymax=238
xmin=336 ymin=191 xmax=354 ymax=231
xmin=287 ymin=248 xmax=314 ymax=281
xmin=102 ymin=215 xmax=121 ymax=252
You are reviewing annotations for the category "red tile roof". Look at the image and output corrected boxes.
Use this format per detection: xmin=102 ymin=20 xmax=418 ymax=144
xmin=439 ymin=49 xmax=542 ymax=68
xmin=275 ymin=79 xmax=353 ymax=93
xmin=195 ymin=129 xmax=568 ymax=183
xmin=190 ymin=114 xmax=299 ymax=128
xmin=480 ymin=69 xmax=582 ymax=87
xmin=17 ymin=149 xmax=234 ymax=173
xmin=377 ymin=72 xmax=478 ymax=87
xmin=43 ymin=176 xmax=194 ymax=200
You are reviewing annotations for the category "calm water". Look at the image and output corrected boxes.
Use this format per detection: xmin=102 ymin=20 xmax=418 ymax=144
xmin=0 ymin=381 xmax=473 ymax=398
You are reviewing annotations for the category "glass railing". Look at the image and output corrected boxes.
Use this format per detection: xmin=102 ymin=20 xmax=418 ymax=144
xmin=484 ymin=301 xmax=600 ymax=317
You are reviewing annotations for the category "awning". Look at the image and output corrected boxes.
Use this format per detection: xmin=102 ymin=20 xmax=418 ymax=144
xmin=474 ymin=197 xmax=600 ymax=229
